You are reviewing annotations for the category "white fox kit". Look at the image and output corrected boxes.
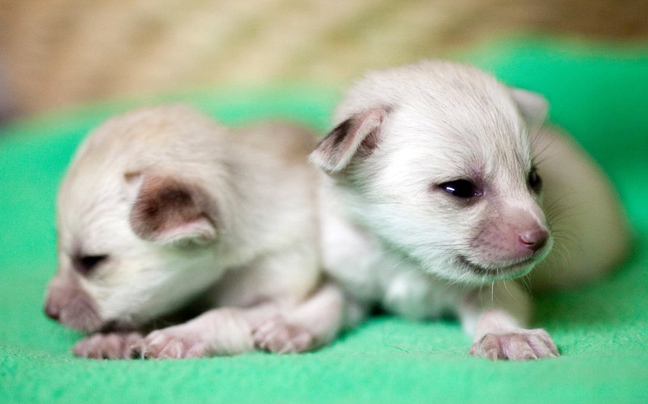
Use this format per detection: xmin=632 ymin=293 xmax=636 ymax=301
xmin=309 ymin=61 xmax=630 ymax=360
xmin=45 ymin=105 xmax=347 ymax=359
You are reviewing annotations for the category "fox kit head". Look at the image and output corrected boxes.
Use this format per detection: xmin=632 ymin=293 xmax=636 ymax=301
xmin=45 ymin=106 xmax=229 ymax=332
xmin=311 ymin=61 xmax=553 ymax=284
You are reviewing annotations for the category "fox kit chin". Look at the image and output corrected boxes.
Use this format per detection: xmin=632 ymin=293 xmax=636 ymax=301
xmin=310 ymin=61 xmax=631 ymax=360
xmin=45 ymin=105 xmax=347 ymax=359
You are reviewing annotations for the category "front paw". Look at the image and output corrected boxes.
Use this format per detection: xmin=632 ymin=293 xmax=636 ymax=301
xmin=133 ymin=327 xmax=210 ymax=359
xmin=73 ymin=332 xmax=143 ymax=359
xmin=253 ymin=318 xmax=315 ymax=354
xmin=469 ymin=329 xmax=559 ymax=360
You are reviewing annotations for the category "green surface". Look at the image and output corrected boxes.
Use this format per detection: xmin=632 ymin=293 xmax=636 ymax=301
xmin=1 ymin=37 xmax=648 ymax=403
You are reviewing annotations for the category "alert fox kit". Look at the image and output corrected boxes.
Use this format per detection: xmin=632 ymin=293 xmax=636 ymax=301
xmin=310 ymin=60 xmax=630 ymax=360
xmin=45 ymin=62 xmax=629 ymax=360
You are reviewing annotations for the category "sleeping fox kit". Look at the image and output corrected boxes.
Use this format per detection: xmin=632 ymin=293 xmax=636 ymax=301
xmin=310 ymin=60 xmax=630 ymax=360
xmin=44 ymin=105 xmax=347 ymax=359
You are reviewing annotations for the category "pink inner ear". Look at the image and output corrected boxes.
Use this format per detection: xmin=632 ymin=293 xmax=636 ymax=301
xmin=311 ymin=107 xmax=388 ymax=173
xmin=352 ymin=109 xmax=384 ymax=158
xmin=152 ymin=217 xmax=217 ymax=245
xmin=129 ymin=175 xmax=216 ymax=244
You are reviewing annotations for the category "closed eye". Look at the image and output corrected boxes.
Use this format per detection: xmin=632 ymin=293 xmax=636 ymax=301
xmin=73 ymin=254 xmax=108 ymax=275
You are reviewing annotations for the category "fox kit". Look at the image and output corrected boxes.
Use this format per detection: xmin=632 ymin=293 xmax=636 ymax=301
xmin=45 ymin=105 xmax=345 ymax=359
xmin=309 ymin=61 xmax=630 ymax=360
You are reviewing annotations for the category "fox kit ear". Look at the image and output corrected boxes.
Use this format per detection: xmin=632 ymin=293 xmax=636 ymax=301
xmin=510 ymin=88 xmax=549 ymax=127
xmin=309 ymin=107 xmax=389 ymax=174
xmin=128 ymin=174 xmax=218 ymax=245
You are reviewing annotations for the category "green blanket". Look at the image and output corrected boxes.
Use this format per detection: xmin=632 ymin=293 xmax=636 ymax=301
xmin=2 ymin=38 xmax=647 ymax=403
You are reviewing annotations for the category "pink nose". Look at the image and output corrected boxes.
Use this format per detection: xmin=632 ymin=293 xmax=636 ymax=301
xmin=44 ymin=301 xmax=60 ymax=321
xmin=519 ymin=228 xmax=549 ymax=252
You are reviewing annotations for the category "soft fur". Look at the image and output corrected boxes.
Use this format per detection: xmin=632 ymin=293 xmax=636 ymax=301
xmin=45 ymin=105 xmax=346 ymax=359
xmin=309 ymin=61 xmax=631 ymax=360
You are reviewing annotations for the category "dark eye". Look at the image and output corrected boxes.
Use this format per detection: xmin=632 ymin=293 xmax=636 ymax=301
xmin=439 ymin=180 xmax=481 ymax=199
xmin=73 ymin=254 xmax=108 ymax=275
xmin=528 ymin=169 xmax=543 ymax=192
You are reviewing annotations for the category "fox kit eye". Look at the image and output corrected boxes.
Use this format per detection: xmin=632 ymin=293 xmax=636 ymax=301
xmin=438 ymin=180 xmax=482 ymax=199
xmin=73 ymin=254 xmax=108 ymax=275
xmin=528 ymin=168 xmax=543 ymax=192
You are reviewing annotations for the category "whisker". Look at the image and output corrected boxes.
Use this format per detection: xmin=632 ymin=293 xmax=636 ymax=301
xmin=531 ymin=120 xmax=554 ymax=163
xmin=390 ymin=254 xmax=416 ymax=271
xmin=519 ymin=274 xmax=532 ymax=294
xmin=502 ymin=280 xmax=520 ymax=305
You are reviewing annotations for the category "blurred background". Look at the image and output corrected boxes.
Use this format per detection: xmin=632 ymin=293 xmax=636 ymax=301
xmin=0 ymin=0 xmax=646 ymax=124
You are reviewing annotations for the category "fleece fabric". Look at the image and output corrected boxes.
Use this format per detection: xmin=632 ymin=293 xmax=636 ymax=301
xmin=1 ymin=38 xmax=647 ymax=404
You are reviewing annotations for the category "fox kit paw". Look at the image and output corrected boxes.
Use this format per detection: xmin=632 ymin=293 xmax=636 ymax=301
xmin=133 ymin=327 xmax=211 ymax=359
xmin=73 ymin=332 xmax=143 ymax=359
xmin=469 ymin=329 xmax=559 ymax=360
xmin=253 ymin=318 xmax=315 ymax=354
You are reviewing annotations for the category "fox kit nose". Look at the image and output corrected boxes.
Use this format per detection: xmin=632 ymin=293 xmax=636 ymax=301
xmin=519 ymin=228 xmax=549 ymax=252
xmin=44 ymin=301 xmax=60 ymax=321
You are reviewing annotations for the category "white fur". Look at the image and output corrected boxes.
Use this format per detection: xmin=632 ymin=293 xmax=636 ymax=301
xmin=46 ymin=105 xmax=341 ymax=358
xmin=311 ymin=61 xmax=630 ymax=360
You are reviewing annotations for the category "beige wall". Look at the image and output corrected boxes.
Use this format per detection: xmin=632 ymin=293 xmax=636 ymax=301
xmin=0 ymin=0 xmax=646 ymax=117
